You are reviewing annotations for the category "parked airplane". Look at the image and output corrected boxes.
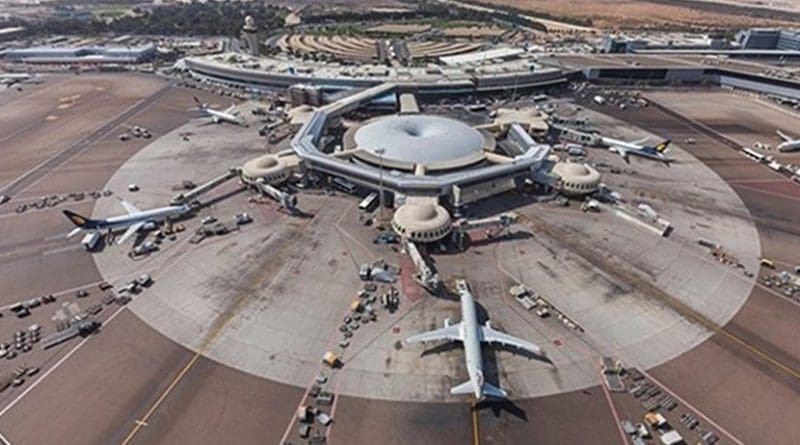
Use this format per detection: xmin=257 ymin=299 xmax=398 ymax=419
xmin=406 ymin=280 xmax=543 ymax=400
xmin=601 ymin=136 xmax=673 ymax=164
xmin=192 ymin=96 xmax=244 ymax=126
xmin=776 ymin=130 xmax=800 ymax=152
xmin=552 ymin=125 xmax=673 ymax=165
xmin=63 ymin=200 xmax=189 ymax=245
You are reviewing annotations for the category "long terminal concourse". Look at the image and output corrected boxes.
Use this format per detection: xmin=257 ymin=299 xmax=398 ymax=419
xmin=0 ymin=2 xmax=800 ymax=445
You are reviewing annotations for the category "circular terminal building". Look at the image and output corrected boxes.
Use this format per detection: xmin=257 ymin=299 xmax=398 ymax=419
xmin=290 ymin=83 xmax=554 ymax=222
xmin=240 ymin=150 xmax=301 ymax=185
xmin=552 ymin=161 xmax=601 ymax=196
xmin=391 ymin=198 xmax=452 ymax=242
xmin=344 ymin=115 xmax=495 ymax=172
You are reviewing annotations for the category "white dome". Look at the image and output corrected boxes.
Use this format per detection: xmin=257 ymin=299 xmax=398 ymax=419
xmin=406 ymin=203 xmax=438 ymax=221
xmin=350 ymin=115 xmax=491 ymax=171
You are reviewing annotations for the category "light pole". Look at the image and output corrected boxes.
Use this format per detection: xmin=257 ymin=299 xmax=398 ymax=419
xmin=375 ymin=147 xmax=385 ymax=222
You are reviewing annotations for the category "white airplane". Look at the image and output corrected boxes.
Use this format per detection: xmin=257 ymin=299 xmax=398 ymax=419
xmin=192 ymin=96 xmax=244 ymax=126
xmin=63 ymin=200 xmax=190 ymax=245
xmin=406 ymin=280 xmax=543 ymax=400
xmin=553 ymin=125 xmax=673 ymax=165
xmin=776 ymin=130 xmax=800 ymax=152
xmin=601 ymin=136 xmax=673 ymax=164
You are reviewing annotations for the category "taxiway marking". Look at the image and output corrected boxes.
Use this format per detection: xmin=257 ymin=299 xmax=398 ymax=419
xmin=0 ymin=428 xmax=12 ymax=445
xmin=0 ymin=83 xmax=172 ymax=197
xmin=471 ymin=399 xmax=481 ymax=445
xmin=119 ymin=352 xmax=201 ymax=445
xmin=120 ymin=219 xmax=313 ymax=445
xmin=518 ymin=215 xmax=800 ymax=383
xmin=732 ymin=183 xmax=800 ymax=203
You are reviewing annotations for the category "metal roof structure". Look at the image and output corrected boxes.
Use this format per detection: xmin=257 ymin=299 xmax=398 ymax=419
xmin=439 ymin=47 xmax=525 ymax=66
xmin=291 ymin=83 xmax=553 ymax=197
xmin=348 ymin=115 xmax=492 ymax=171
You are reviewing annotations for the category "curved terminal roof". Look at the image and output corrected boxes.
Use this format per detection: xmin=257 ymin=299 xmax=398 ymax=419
xmin=553 ymin=162 xmax=600 ymax=184
xmin=241 ymin=151 xmax=300 ymax=184
xmin=391 ymin=199 xmax=452 ymax=242
xmin=553 ymin=161 xmax=601 ymax=195
xmin=348 ymin=115 xmax=493 ymax=171
xmin=291 ymin=82 xmax=553 ymax=195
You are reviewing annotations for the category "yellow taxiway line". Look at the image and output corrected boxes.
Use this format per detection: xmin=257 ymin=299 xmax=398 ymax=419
xmin=471 ymin=399 xmax=481 ymax=445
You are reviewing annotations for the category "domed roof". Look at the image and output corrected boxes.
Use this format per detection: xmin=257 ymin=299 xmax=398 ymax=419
xmin=560 ymin=163 xmax=591 ymax=176
xmin=405 ymin=203 xmax=438 ymax=221
xmin=350 ymin=115 xmax=491 ymax=171
xmin=241 ymin=154 xmax=284 ymax=178
xmin=392 ymin=200 xmax=452 ymax=238
xmin=553 ymin=161 xmax=601 ymax=186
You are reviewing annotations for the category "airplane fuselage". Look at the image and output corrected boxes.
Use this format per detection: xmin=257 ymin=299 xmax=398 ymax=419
xmin=93 ymin=205 xmax=187 ymax=231
xmin=778 ymin=141 xmax=800 ymax=152
xmin=202 ymin=108 xmax=242 ymax=126
xmin=457 ymin=281 xmax=486 ymax=400
xmin=406 ymin=279 xmax=543 ymax=400
xmin=601 ymin=136 xmax=670 ymax=163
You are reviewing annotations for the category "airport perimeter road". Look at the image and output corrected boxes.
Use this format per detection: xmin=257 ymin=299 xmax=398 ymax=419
xmin=592 ymin=96 xmax=800 ymax=444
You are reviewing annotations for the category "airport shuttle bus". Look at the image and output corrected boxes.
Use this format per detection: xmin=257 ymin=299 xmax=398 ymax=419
xmin=358 ymin=192 xmax=379 ymax=211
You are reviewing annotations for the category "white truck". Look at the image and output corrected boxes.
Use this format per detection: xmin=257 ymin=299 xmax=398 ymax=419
xmin=81 ymin=232 xmax=101 ymax=251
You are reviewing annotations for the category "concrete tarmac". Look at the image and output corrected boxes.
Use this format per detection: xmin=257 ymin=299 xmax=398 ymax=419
xmin=590 ymin=93 xmax=800 ymax=444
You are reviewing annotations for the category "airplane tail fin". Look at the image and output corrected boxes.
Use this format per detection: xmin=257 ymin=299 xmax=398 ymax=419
xmin=450 ymin=379 xmax=508 ymax=399
xmin=62 ymin=210 xmax=92 ymax=228
xmin=192 ymin=95 xmax=205 ymax=108
xmin=655 ymin=139 xmax=671 ymax=153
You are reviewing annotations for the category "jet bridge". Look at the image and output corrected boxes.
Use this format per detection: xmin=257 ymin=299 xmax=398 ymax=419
xmin=171 ymin=168 xmax=240 ymax=205
xmin=452 ymin=212 xmax=518 ymax=251
xmin=405 ymin=240 xmax=441 ymax=293
xmin=253 ymin=178 xmax=297 ymax=211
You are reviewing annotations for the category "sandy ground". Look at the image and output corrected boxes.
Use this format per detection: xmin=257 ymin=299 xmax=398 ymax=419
xmin=484 ymin=0 xmax=796 ymax=29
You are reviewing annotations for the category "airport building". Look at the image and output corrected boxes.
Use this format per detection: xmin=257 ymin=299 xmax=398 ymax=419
xmin=736 ymin=28 xmax=800 ymax=50
xmin=2 ymin=44 xmax=156 ymax=64
xmin=230 ymin=81 xmax=561 ymax=243
xmin=289 ymin=83 xmax=555 ymax=213
xmin=552 ymin=162 xmax=601 ymax=196
xmin=179 ymin=47 xmax=573 ymax=96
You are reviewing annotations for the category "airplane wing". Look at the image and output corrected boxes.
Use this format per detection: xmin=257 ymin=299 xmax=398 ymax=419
xmin=629 ymin=136 xmax=649 ymax=146
xmin=224 ymin=104 xmax=235 ymax=114
xmin=480 ymin=323 xmax=542 ymax=356
xmin=67 ymin=227 xmax=83 ymax=239
xmin=777 ymin=130 xmax=794 ymax=142
xmin=406 ymin=323 xmax=463 ymax=344
xmin=119 ymin=200 xmax=141 ymax=216
xmin=116 ymin=221 xmax=144 ymax=245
